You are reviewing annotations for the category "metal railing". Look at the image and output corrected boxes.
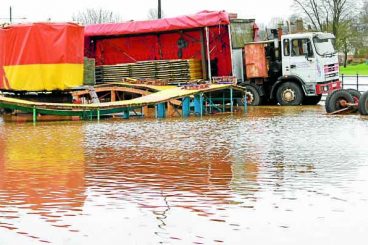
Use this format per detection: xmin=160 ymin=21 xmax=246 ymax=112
xmin=341 ymin=74 xmax=368 ymax=93
xmin=320 ymin=74 xmax=368 ymax=102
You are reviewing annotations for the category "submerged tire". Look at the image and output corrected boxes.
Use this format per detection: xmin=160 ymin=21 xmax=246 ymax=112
xmin=244 ymin=85 xmax=262 ymax=106
xmin=358 ymin=91 xmax=368 ymax=115
xmin=276 ymin=82 xmax=304 ymax=106
xmin=325 ymin=89 xmax=354 ymax=113
xmin=303 ymin=95 xmax=322 ymax=105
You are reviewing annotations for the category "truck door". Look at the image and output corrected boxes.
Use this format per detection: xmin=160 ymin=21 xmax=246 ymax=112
xmin=283 ymin=38 xmax=316 ymax=83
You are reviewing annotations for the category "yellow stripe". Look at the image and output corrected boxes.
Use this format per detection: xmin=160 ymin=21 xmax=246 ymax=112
xmin=4 ymin=64 xmax=83 ymax=91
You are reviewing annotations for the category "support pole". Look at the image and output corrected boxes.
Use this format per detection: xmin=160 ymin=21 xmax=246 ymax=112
xmin=122 ymin=108 xmax=130 ymax=119
xmin=230 ymin=88 xmax=234 ymax=113
xmin=194 ymin=93 xmax=204 ymax=116
xmin=158 ymin=0 xmax=162 ymax=19
xmin=209 ymin=93 xmax=212 ymax=114
xmin=223 ymin=93 xmax=225 ymax=112
xmin=9 ymin=6 xmax=12 ymax=23
xmin=200 ymin=29 xmax=207 ymax=79
xmin=155 ymin=103 xmax=166 ymax=119
xmin=228 ymin=24 xmax=234 ymax=76
xmin=97 ymin=109 xmax=100 ymax=121
xmin=182 ymin=97 xmax=190 ymax=118
xmin=32 ymin=106 xmax=37 ymax=123
xmin=205 ymin=27 xmax=212 ymax=81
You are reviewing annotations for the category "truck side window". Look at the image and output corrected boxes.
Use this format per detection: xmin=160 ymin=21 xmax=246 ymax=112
xmin=283 ymin=39 xmax=290 ymax=56
xmin=291 ymin=39 xmax=314 ymax=57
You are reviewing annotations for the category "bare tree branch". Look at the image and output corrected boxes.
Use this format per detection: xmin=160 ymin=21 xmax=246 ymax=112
xmin=72 ymin=8 xmax=122 ymax=25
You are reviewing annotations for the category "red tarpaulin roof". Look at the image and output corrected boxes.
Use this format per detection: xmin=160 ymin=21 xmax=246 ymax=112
xmin=84 ymin=11 xmax=230 ymax=37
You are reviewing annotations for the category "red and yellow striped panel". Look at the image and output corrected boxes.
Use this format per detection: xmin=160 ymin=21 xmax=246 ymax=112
xmin=0 ymin=23 xmax=84 ymax=91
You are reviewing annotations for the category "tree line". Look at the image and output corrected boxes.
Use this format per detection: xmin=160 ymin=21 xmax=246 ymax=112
xmin=293 ymin=0 xmax=368 ymax=66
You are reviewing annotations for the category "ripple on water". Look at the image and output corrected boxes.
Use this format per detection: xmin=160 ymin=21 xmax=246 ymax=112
xmin=1 ymin=107 xmax=368 ymax=244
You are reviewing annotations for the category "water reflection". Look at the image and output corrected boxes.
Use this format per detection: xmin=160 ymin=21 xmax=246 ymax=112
xmin=0 ymin=106 xmax=368 ymax=244
xmin=0 ymin=123 xmax=85 ymax=243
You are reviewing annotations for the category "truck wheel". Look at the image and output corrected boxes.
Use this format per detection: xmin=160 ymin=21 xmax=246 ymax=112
xmin=346 ymin=89 xmax=361 ymax=104
xmin=303 ymin=95 xmax=322 ymax=105
xmin=325 ymin=89 xmax=354 ymax=113
xmin=245 ymin=85 xmax=262 ymax=106
xmin=276 ymin=82 xmax=304 ymax=106
xmin=347 ymin=89 xmax=360 ymax=113
xmin=358 ymin=91 xmax=368 ymax=115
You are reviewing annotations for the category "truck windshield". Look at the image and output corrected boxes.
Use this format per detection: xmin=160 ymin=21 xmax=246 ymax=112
xmin=313 ymin=36 xmax=336 ymax=56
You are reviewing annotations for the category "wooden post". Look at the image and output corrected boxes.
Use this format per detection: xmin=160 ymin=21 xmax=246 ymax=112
xmin=167 ymin=102 xmax=175 ymax=117
xmin=111 ymin=90 xmax=116 ymax=102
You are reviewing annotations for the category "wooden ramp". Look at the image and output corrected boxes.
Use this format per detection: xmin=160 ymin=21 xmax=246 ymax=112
xmin=0 ymin=84 xmax=246 ymax=121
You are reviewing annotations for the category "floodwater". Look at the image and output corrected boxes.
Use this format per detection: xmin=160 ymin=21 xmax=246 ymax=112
xmin=0 ymin=106 xmax=368 ymax=244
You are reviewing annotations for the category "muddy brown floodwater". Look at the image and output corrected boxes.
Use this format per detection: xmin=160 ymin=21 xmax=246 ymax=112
xmin=0 ymin=106 xmax=368 ymax=244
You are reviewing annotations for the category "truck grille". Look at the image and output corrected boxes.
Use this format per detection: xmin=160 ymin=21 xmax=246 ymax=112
xmin=325 ymin=72 xmax=339 ymax=78
xmin=324 ymin=64 xmax=339 ymax=73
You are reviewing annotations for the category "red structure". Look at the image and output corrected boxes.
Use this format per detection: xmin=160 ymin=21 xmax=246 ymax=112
xmin=84 ymin=11 xmax=233 ymax=78
xmin=0 ymin=23 xmax=84 ymax=91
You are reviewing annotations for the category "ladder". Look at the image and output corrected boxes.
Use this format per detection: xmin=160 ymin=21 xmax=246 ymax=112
xmin=88 ymin=86 xmax=100 ymax=104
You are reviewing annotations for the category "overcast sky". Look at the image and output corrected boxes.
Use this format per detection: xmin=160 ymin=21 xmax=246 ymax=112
xmin=0 ymin=0 xmax=294 ymax=26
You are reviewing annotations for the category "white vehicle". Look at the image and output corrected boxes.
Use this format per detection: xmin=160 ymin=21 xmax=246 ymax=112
xmin=238 ymin=31 xmax=341 ymax=105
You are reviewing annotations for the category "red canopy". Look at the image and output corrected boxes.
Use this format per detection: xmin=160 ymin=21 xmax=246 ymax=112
xmin=85 ymin=11 xmax=230 ymax=37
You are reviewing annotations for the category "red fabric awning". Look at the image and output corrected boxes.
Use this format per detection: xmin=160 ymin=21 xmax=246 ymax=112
xmin=85 ymin=11 xmax=230 ymax=37
xmin=1 ymin=22 xmax=84 ymax=65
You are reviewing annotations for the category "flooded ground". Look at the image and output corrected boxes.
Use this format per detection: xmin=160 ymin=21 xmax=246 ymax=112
xmin=0 ymin=106 xmax=368 ymax=244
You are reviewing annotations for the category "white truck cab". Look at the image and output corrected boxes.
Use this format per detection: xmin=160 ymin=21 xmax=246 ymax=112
xmin=240 ymin=31 xmax=342 ymax=106
xmin=281 ymin=32 xmax=340 ymax=97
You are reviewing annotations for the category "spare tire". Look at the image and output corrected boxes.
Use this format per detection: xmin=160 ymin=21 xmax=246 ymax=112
xmin=325 ymin=89 xmax=354 ymax=113
xmin=358 ymin=91 xmax=368 ymax=115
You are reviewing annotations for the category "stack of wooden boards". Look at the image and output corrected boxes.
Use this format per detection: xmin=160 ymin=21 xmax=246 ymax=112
xmin=95 ymin=59 xmax=203 ymax=84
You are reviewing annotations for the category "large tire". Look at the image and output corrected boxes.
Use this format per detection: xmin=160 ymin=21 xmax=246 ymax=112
xmin=325 ymin=89 xmax=354 ymax=113
xmin=276 ymin=82 xmax=304 ymax=106
xmin=347 ymin=89 xmax=361 ymax=113
xmin=346 ymin=89 xmax=361 ymax=104
xmin=303 ymin=95 xmax=322 ymax=105
xmin=358 ymin=91 xmax=368 ymax=115
xmin=244 ymin=85 xmax=262 ymax=106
